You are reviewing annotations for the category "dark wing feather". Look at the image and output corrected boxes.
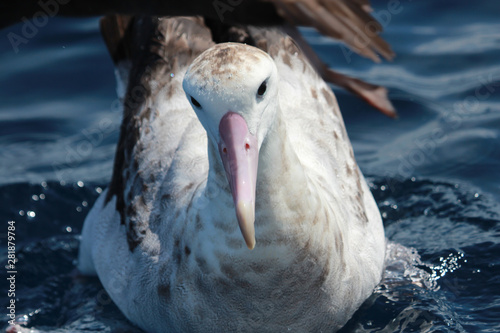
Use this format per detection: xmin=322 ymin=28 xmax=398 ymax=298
xmin=102 ymin=16 xmax=214 ymax=251
xmin=1 ymin=0 xmax=392 ymax=61
xmin=283 ymin=26 xmax=396 ymax=117
xmin=271 ymin=0 xmax=393 ymax=62
xmin=99 ymin=15 xmax=133 ymax=65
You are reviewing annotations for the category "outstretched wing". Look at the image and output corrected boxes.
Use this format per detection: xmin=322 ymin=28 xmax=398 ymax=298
xmin=2 ymin=0 xmax=392 ymax=60
xmin=269 ymin=0 xmax=393 ymax=62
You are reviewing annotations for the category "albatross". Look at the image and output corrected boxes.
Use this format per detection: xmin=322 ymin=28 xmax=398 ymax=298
xmin=78 ymin=13 xmax=386 ymax=333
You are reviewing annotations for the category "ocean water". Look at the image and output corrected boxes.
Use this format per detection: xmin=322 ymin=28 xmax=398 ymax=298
xmin=1 ymin=0 xmax=499 ymax=332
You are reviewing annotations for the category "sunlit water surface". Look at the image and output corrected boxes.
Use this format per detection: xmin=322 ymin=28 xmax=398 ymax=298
xmin=1 ymin=1 xmax=499 ymax=332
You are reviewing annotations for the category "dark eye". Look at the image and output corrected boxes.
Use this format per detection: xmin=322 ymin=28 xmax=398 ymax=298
xmin=257 ymin=81 xmax=267 ymax=97
xmin=191 ymin=96 xmax=201 ymax=108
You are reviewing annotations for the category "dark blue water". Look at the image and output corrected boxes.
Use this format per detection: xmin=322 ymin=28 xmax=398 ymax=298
xmin=1 ymin=1 xmax=499 ymax=332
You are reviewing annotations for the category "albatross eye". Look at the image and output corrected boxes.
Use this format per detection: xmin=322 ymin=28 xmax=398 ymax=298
xmin=191 ymin=96 xmax=201 ymax=108
xmin=257 ymin=81 xmax=267 ymax=97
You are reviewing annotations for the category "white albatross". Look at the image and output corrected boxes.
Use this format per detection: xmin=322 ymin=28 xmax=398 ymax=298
xmin=78 ymin=16 xmax=386 ymax=332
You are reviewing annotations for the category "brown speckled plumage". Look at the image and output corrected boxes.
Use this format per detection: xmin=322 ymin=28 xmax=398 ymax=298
xmin=78 ymin=14 xmax=386 ymax=333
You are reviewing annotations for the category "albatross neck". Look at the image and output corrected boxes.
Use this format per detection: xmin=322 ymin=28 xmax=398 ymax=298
xmin=256 ymin=108 xmax=318 ymax=228
xmin=204 ymin=107 xmax=318 ymax=245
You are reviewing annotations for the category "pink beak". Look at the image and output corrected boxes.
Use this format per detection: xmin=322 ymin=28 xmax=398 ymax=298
xmin=218 ymin=112 xmax=259 ymax=249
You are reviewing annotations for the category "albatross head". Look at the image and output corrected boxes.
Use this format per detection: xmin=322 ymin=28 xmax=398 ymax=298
xmin=183 ymin=43 xmax=279 ymax=250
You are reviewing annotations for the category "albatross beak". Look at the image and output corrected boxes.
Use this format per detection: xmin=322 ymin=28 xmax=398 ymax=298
xmin=218 ymin=112 xmax=259 ymax=249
